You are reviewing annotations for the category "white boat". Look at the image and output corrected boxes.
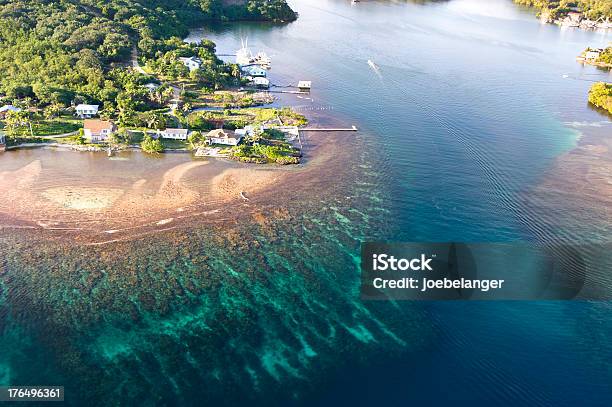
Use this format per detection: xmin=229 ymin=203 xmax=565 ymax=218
xmin=236 ymin=38 xmax=253 ymax=65
xmin=236 ymin=38 xmax=272 ymax=68
xmin=253 ymin=52 xmax=272 ymax=68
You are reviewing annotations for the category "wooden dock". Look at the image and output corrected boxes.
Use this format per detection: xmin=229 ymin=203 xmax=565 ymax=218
xmin=300 ymin=126 xmax=358 ymax=132
xmin=267 ymin=90 xmax=310 ymax=95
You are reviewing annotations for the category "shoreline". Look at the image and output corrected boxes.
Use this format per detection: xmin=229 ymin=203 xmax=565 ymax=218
xmin=6 ymin=142 xmax=192 ymax=154
xmin=576 ymin=58 xmax=612 ymax=69
xmin=0 ymin=109 xmax=354 ymax=244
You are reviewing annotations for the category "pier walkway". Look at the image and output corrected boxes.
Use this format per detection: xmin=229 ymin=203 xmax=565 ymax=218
xmin=300 ymin=126 xmax=358 ymax=132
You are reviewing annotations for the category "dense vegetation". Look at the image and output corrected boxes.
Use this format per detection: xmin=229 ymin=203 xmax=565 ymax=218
xmin=230 ymin=129 xmax=301 ymax=165
xmin=0 ymin=0 xmax=296 ymax=119
xmin=588 ymin=82 xmax=612 ymax=115
xmin=595 ymin=47 xmax=612 ymax=64
xmin=514 ymin=0 xmax=612 ymax=20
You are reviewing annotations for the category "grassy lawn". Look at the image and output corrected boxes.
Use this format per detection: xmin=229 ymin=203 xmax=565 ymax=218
xmin=33 ymin=120 xmax=81 ymax=136
xmin=185 ymin=90 xmax=271 ymax=109
xmin=5 ymin=136 xmax=49 ymax=146
xmin=53 ymin=136 xmax=82 ymax=144
xmin=186 ymin=107 xmax=307 ymax=132
xmin=161 ymin=139 xmax=188 ymax=149
xmin=245 ymin=108 xmax=307 ymax=126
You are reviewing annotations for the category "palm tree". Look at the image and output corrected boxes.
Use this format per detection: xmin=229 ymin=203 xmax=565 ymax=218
xmin=5 ymin=110 xmax=34 ymax=137
xmin=44 ymin=102 xmax=62 ymax=120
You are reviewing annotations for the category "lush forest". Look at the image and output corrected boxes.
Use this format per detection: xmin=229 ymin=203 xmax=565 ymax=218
xmin=588 ymin=82 xmax=612 ymax=115
xmin=513 ymin=0 xmax=612 ymax=20
xmin=0 ymin=0 xmax=296 ymax=115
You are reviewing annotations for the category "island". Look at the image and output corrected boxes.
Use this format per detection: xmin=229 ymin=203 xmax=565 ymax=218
xmin=0 ymin=0 xmax=305 ymax=164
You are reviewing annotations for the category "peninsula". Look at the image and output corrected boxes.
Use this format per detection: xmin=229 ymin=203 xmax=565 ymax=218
xmin=0 ymin=0 xmax=304 ymax=164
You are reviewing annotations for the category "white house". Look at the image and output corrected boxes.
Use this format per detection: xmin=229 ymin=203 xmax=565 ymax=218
xmin=585 ymin=50 xmax=602 ymax=60
xmin=206 ymin=129 xmax=243 ymax=146
xmin=158 ymin=128 xmax=189 ymax=140
xmin=274 ymin=126 xmax=300 ymax=138
xmin=179 ymin=57 xmax=202 ymax=72
xmin=0 ymin=105 xmax=22 ymax=118
xmin=75 ymin=104 xmax=99 ymax=118
xmin=298 ymin=81 xmax=312 ymax=90
xmin=241 ymin=65 xmax=267 ymax=78
xmin=235 ymin=125 xmax=257 ymax=138
xmin=83 ymin=119 xmax=116 ymax=143
xmin=252 ymin=77 xmax=270 ymax=89
xmin=259 ymin=125 xmax=300 ymax=141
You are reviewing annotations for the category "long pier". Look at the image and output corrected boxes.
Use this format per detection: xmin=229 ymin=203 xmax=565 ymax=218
xmin=267 ymin=90 xmax=309 ymax=95
xmin=300 ymin=126 xmax=358 ymax=132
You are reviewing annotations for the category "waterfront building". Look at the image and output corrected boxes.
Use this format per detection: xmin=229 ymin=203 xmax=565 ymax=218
xmin=158 ymin=128 xmax=189 ymax=140
xmin=235 ymin=125 xmax=257 ymax=138
xmin=241 ymin=66 xmax=267 ymax=78
xmin=298 ymin=81 xmax=312 ymax=90
xmin=83 ymin=119 xmax=117 ymax=143
xmin=253 ymin=77 xmax=270 ymax=89
xmin=585 ymin=49 xmax=602 ymax=60
xmin=206 ymin=129 xmax=243 ymax=146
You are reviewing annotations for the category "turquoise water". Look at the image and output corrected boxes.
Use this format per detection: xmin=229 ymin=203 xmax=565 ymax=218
xmin=1 ymin=0 xmax=612 ymax=405
xmin=189 ymin=0 xmax=611 ymax=243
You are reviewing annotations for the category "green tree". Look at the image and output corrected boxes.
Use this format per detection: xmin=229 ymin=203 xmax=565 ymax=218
xmin=0 ymin=0 xmax=295 ymax=112
xmin=72 ymin=128 xmax=86 ymax=145
xmin=187 ymin=131 xmax=205 ymax=149
xmin=144 ymin=112 xmax=166 ymax=130
xmin=4 ymin=110 xmax=33 ymax=137
xmin=588 ymin=82 xmax=612 ymax=115
xmin=44 ymin=103 xmax=63 ymax=120
xmin=141 ymin=133 xmax=164 ymax=153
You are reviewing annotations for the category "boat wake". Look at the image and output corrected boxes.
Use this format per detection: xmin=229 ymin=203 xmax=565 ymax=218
xmin=367 ymin=59 xmax=382 ymax=79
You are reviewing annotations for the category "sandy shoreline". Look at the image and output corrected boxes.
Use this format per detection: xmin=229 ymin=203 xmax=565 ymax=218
xmin=0 ymin=110 xmax=352 ymax=243
xmin=0 ymin=155 xmax=287 ymax=236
